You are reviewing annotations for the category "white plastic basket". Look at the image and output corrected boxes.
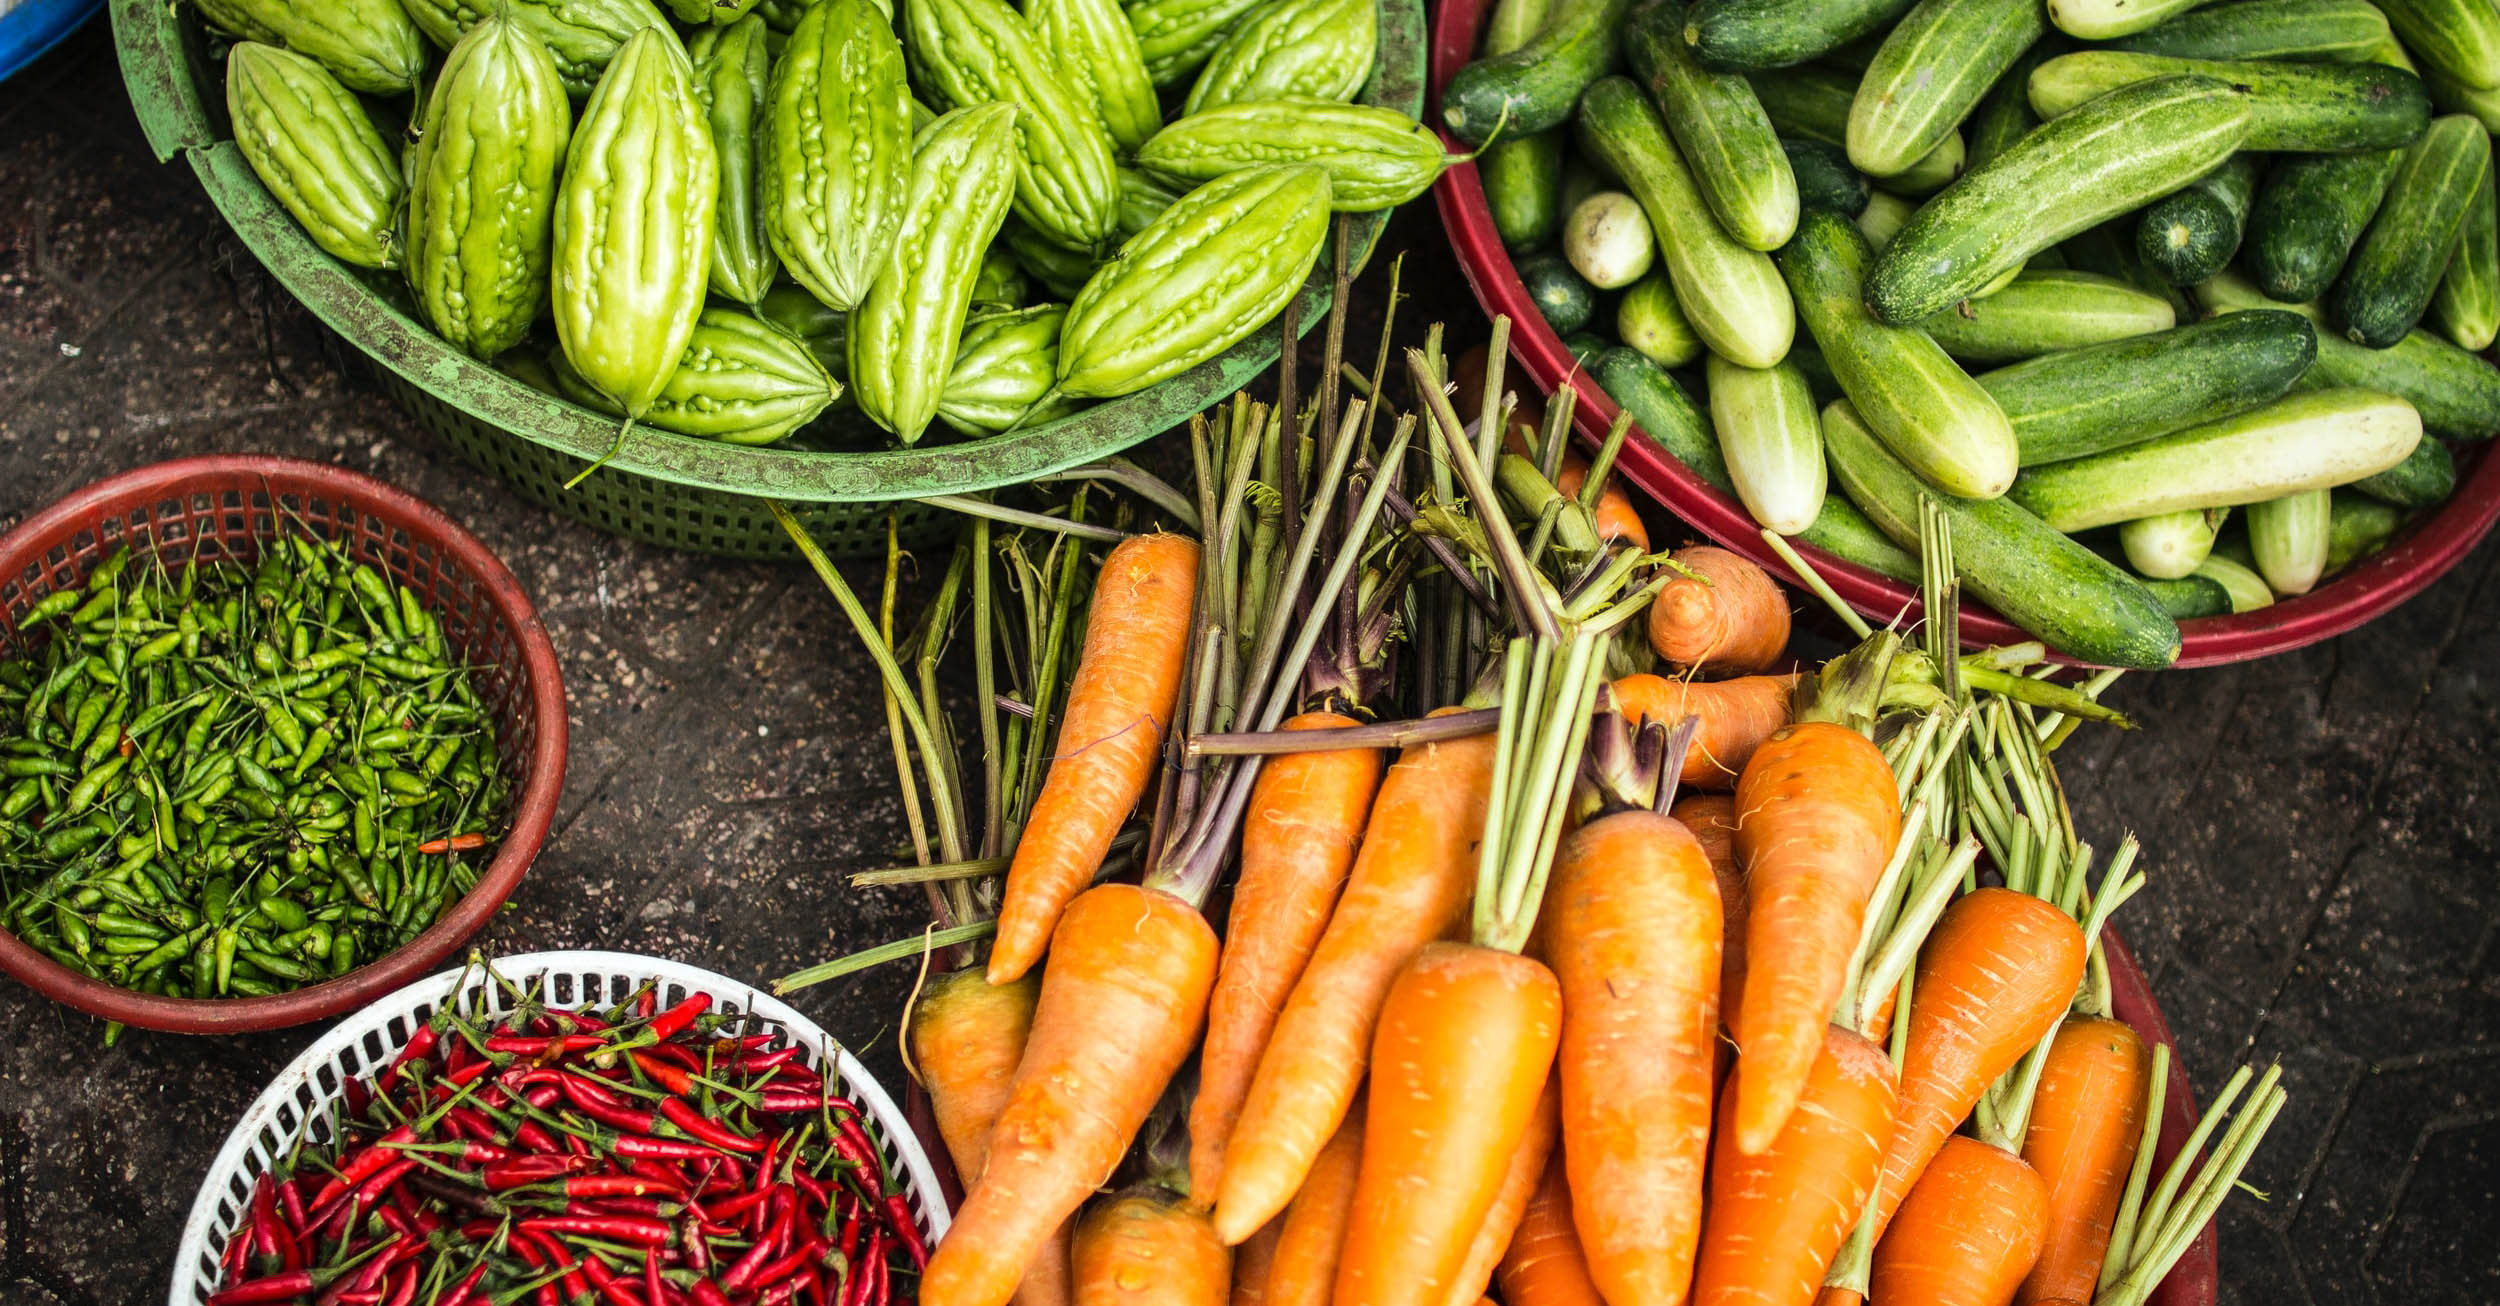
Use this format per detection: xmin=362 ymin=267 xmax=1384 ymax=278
xmin=169 ymin=950 xmax=949 ymax=1306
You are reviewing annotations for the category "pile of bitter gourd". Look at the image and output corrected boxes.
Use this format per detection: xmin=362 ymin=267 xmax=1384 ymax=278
xmin=211 ymin=0 xmax=1447 ymax=448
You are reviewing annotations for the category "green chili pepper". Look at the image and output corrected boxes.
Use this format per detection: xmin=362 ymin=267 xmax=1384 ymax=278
xmin=21 ymin=590 xmax=82 ymax=628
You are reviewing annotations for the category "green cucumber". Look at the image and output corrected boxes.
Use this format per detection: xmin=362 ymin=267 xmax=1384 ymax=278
xmin=1966 ymin=37 xmax=2065 ymax=172
xmin=1518 ymin=254 xmax=1599 ymax=334
xmin=2194 ymin=550 xmax=2277 ymax=609
xmin=1443 ymin=0 xmax=1629 ymax=145
xmin=1618 ymin=272 xmax=1705 ymax=366
xmin=2425 ymin=63 xmax=2500 ymax=131
xmin=2431 ymin=168 xmax=2499 ymax=350
xmin=1564 ymin=191 xmax=1656 ymax=289
xmin=1783 ymin=138 xmax=1870 ymax=215
xmin=1482 ymin=0 xmax=1553 ymax=54
xmin=2028 ymin=52 xmax=2430 ymax=152
xmin=1789 ymin=340 xmax=1843 ymax=403
xmin=1627 ymin=4 xmax=1798 ymax=250
xmin=2106 ymin=0 xmax=2391 ymax=63
xmin=1866 ymin=76 xmax=2252 ymax=325
xmin=2142 ymin=573 xmax=2235 ymax=618
xmin=2121 ymin=507 xmax=2226 ymax=578
xmin=1578 ymin=77 xmax=1795 ymax=367
xmin=2326 ymin=489 xmax=2408 ymax=571
xmin=2334 ymin=115 xmax=2491 ymax=346
xmin=2005 ymin=387 xmax=2426 ymax=530
xmin=1982 ymin=309 xmax=2316 ymax=464
xmin=2047 ymin=0 xmax=2206 ymax=40
xmin=1681 ymin=0 xmax=1917 ymax=72
xmin=1822 ymin=398 xmax=2183 ymax=666
xmin=1856 ymin=189 xmax=1916 ymax=252
xmin=1560 ymin=156 xmax=1612 ymax=223
xmin=1706 ymin=353 xmax=1827 ymax=534
xmin=2247 ymin=489 xmax=2332 ymax=594
xmin=2350 ymin=433 xmax=2457 ymax=504
xmin=2062 ymin=217 xmax=2199 ymax=319
xmin=1749 ymin=66 xmax=1964 ymax=195
xmin=2136 ymin=154 xmax=2260 ymax=287
xmin=1848 ymin=0 xmax=2045 ymax=181
xmin=1563 ymin=332 xmax=1610 ymax=367
xmin=2378 ymin=0 xmax=2500 ymax=92
xmin=1919 ymin=269 xmax=2178 ymax=363
xmin=1796 ymin=494 xmax=1925 ymax=581
xmin=2242 ymin=148 xmax=2403 ymax=303
xmin=2203 ymin=269 xmax=2500 ymax=438
xmin=1482 ymin=131 xmax=1566 ymax=250
xmin=1780 ymin=209 xmax=2018 ymax=498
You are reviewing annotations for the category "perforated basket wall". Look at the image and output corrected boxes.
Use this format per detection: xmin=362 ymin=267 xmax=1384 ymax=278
xmin=169 ymin=951 xmax=948 ymax=1306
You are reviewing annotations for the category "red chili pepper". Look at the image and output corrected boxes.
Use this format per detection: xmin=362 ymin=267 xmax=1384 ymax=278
xmin=307 ymin=1125 xmax=415 ymax=1212
xmin=635 ymin=988 xmax=659 ymax=1019
xmin=841 ymin=1233 xmax=881 ymax=1306
xmin=657 ymin=1099 xmax=763 ymax=1155
xmin=444 ymin=1035 xmax=478 ymax=1075
xmin=381 ymin=1265 xmax=418 ymax=1306
xmin=757 ymin=1279 xmax=807 ymax=1306
xmin=707 ymin=1188 xmax=774 ymax=1224
xmin=377 ymin=1024 xmax=440 ymax=1098
xmin=837 ymin=1209 xmax=860 ymax=1263
xmin=520 ymin=1215 xmax=674 ymax=1247
xmin=755 ymin=1092 xmax=828 ymax=1114
xmin=563 ymin=1078 xmax=659 ymax=1134
xmin=751 ymin=1243 xmax=822 ymax=1291
xmin=882 ymin=1196 xmax=927 ymax=1272
xmin=559 ymin=1174 xmax=684 ymax=1201
xmin=578 ymin=1253 xmax=648 ymax=1306
xmin=416 ymin=832 xmax=488 ymax=854
xmin=438 ymin=1261 xmax=492 ymax=1306
xmin=484 ymin=1155 xmax=592 ymax=1189
xmin=724 ymin=1047 xmax=802 ymax=1075
xmin=342 ymin=1076 xmax=374 ymax=1122
xmin=641 ymin=1043 xmax=703 ymax=1072
xmin=612 ymin=1134 xmax=717 ymax=1163
xmin=643 ymin=995 xmax=712 ymax=1044
xmin=630 ymin=1051 xmax=695 ymax=1096
xmin=515 ymin=1120 xmax=562 ymax=1154
xmin=279 ymin=1176 xmax=312 ymax=1233
xmin=209 ymin=1269 xmax=321 ymax=1306
xmin=445 ymin=1059 xmax=496 ymax=1088
xmin=644 ymin=1247 xmax=666 ymax=1306
xmin=690 ymin=1282 xmax=734 ymax=1306
xmin=559 ymin=1071 xmax=626 ymax=1107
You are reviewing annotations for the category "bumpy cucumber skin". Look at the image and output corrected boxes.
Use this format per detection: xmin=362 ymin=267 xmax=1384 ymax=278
xmin=2431 ymin=164 xmax=2500 ymax=349
xmin=1441 ymin=0 xmax=1629 ymax=146
xmin=1848 ymin=0 xmax=2045 ymax=180
xmin=2027 ymin=51 xmax=2431 ymax=151
xmin=1625 ymin=3 xmax=1798 ymax=250
xmin=1920 ymin=269 xmax=2177 ymax=364
xmin=1982 ymin=309 xmax=2317 ymax=465
xmin=2136 ymin=153 xmax=2261 ymax=287
xmin=1782 ymin=137 xmax=1869 ymax=216
xmin=2334 ymin=114 xmax=2492 ymax=347
xmin=1681 ymin=0 xmax=1916 ymax=71
xmin=2349 ymin=433 xmax=2458 ymax=505
xmin=2244 ymin=148 xmax=2404 ymax=303
xmin=2106 ymin=0 xmax=2392 ymax=63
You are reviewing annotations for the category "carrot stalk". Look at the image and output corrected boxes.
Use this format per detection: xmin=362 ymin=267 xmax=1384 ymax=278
xmin=2098 ymin=1059 xmax=2287 ymax=1306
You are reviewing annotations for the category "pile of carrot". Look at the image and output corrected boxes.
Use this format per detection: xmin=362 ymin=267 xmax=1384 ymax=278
xmin=777 ymin=314 xmax=2282 ymax=1306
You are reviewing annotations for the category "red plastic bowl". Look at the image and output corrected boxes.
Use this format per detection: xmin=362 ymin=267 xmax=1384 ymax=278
xmin=1427 ymin=0 xmax=2500 ymax=668
xmin=0 ymin=456 xmax=567 ymax=1033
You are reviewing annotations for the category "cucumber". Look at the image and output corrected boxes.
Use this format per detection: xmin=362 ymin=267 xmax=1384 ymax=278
xmin=1518 ymin=254 xmax=1599 ymax=334
xmin=1481 ymin=0 xmax=1553 ymax=53
xmin=2027 ymin=52 xmax=2431 ymax=152
xmin=1795 ymin=487 xmax=1926 ymax=581
xmin=1865 ymin=76 xmax=2252 ymax=326
xmin=1578 ymin=77 xmax=1796 ymax=368
xmin=2063 ymin=217 xmax=2200 ymax=319
xmin=2136 ymin=154 xmax=2260 ymax=287
xmin=1563 ymin=332 xmax=1610 ymax=367
xmin=2203 ymin=270 xmax=2500 ymax=437
xmin=2247 ymin=489 xmax=2332 ymax=594
xmin=1627 ymin=4 xmax=1798 ymax=250
xmin=2350 ymin=433 xmax=2457 ymax=505
xmin=1706 ymin=353 xmax=1827 ymax=534
xmin=2006 ymin=388 xmax=2426 ymax=530
xmin=1618 ymin=272 xmax=1705 ymax=366
xmin=2142 ymin=573 xmax=2235 ymax=618
xmin=1983 ymin=310 xmax=2316 ymax=464
xmin=1482 ymin=131 xmax=1567 ymax=250
xmin=1966 ymin=36 xmax=2065 ymax=172
xmin=2378 ymin=0 xmax=2500 ymax=92
xmin=2431 ymin=168 xmax=2499 ymax=350
xmin=1750 ymin=67 xmax=1964 ymax=195
xmin=2242 ymin=148 xmax=2403 ymax=303
xmin=2333 ymin=114 xmax=2491 ymax=346
xmin=1849 ymin=0 xmax=2045 ymax=181
xmin=1783 ymin=138 xmax=1870 ymax=215
xmin=1780 ymin=209 xmax=2019 ymax=499
xmin=1560 ymin=155 xmax=1612 ymax=218
xmin=1682 ymin=0 xmax=1917 ymax=72
xmin=2121 ymin=508 xmax=2226 ymax=578
xmin=1789 ymin=340 xmax=1844 ymax=403
xmin=2193 ymin=550 xmax=2276 ymax=609
xmin=1563 ymin=191 xmax=1656 ymax=289
xmin=2326 ymin=488 xmax=2408 ymax=571
xmin=1822 ymin=398 xmax=2183 ymax=666
xmin=2106 ymin=0 xmax=2392 ymax=63
xmin=1443 ymin=0 xmax=1630 ymax=146
xmin=1919 ymin=269 xmax=2178 ymax=363
xmin=1856 ymin=188 xmax=1916 ymax=252
xmin=2047 ymin=0 xmax=2206 ymax=40
xmin=2424 ymin=63 xmax=2500 ymax=131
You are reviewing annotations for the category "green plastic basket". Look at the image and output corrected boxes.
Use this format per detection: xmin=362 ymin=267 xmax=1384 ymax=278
xmin=111 ymin=0 xmax=1425 ymax=558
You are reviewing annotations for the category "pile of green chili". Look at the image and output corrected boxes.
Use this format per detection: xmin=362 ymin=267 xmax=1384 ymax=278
xmin=0 ymin=536 xmax=510 ymax=1001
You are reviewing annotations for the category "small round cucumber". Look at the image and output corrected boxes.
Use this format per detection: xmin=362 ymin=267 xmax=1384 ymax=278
xmin=1782 ymin=137 xmax=1870 ymax=215
xmin=1482 ymin=131 xmax=1566 ymax=250
xmin=2194 ymin=550 xmax=2276 ymax=611
xmin=2136 ymin=155 xmax=2261 ymax=287
xmin=1706 ymin=353 xmax=1827 ymax=534
xmin=2142 ymin=573 xmax=2235 ymax=620
xmin=1618 ymin=271 xmax=1704 ymax=366
xmin=1564 ymin=191 xmax=1658 ymax=289
xmin=2349 ymin=432 xmax=2457 ymax=506
xmin=2121 ymin=508 xmax=2226 ymax=579
xmin=2247 ymin=488 xmax=2333 ymax=595
xmin=2326 ymin=489 xmax=2408 ymax=572
xmin=1518 ymin=254 xmax=1599 ymax=334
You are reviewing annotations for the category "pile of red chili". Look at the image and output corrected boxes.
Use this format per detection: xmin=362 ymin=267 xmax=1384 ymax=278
xmin=206 ymin=982 xmax=925 ymax=1306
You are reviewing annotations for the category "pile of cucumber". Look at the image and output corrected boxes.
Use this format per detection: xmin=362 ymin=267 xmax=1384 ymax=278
xmin=1447 ymin=0 xmax=2500 ymax=667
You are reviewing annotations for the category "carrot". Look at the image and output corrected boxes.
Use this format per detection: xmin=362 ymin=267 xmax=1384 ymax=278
xmin=1870 ymin=1137 xmax=2050 ymax=1306
xmin=1073 ymin=1188 xmax=1231 ymax=1306
xmin=990 ymin=533 xmax=1200 ymax=984
xmin=1648 ymin=546 xmax=1790 ymax=678
xmin=1870 ymin=887 xmax=2087 ymax=1235
xmin=1231 ymin=1220 xmax=1282 ymax=1306
xmin=1189 ymin=712 xmax=1385 ymax=1203
xmin=922 ymin=884 xmax=1220 ymax=1306
xmin=1262 ymin=1105 xmax=1365 ymax=1306
xmin=1727 ymin=721 xmax=1901 ymax=1154
xmin=2017 ymin=1017 xmax=2150 ymax=1306
xmin=1333 ymin=941 xmax=1563 ymax=1306
xmin=1442 ymin=1080 xmax=1562 ymax=1306
xmin=1555 ymin=454 xmax=1650 ymax=550
xmin=1669 ymin=792 xmax=1747 ymax=1031
xmin=1691 ymin=1026 xmax=1897 ymax=1306
xmin=1497 ymin=1155 xmax=1605 ymax=1306
xmin=910 ymin=968 xmax=1040 ymax=1182
xmin=1212 ymin=719 xmax=1500 ymax=1243
xmin=1546 ymin=809 xmax=1721 ymax=1306
xmin=1611 ymin=673 xmax=1796 ymax=790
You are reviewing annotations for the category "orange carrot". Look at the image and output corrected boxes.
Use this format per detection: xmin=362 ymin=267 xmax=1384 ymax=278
xmin=1020 ymin=1226 xmax=1075 ymax=1306
xmin=1212 ymin=720 xmax=1500 ymax=1243
xmin=1728 ymin=722 xmax=1901 ymax=1154
xmin=990 ymin=533 xmax=1199 ymax=984
xmin=1691 ymin=1026 xmax=1897 ymax=1306
xmin=1670 ymin=792 xmax=1747 ymax=1031
xmin=1812 ymin=1289 xmax=1863 ymax=1306
xmin=1611 ymin=673 xmax=1797 ymax=790
xmin=1442 ymin=1080 xmax=1562 ymax=1306
xmin=1555 ymin=455 xmax=1651 ymax=551
xmin=1497 ymin=1155 xmax=1605 ymax=1306
xmin=1262 ymin=1105 xmax=1366 ymax=1306
xmin=1231 ymin=1221 xmax=1282 ymax=1306
xmin=1648 ymin=547 xmax=1791 ymax=678
xmin=1333 ymin=942 xmax=1563 ymax=1306
xmin=911 ymin=969 xmax=1040 ymax=1182
xmin=1073 ymin=1188 xmax=1231 ymax=1306
xmin=1870 ymin=1137 xmax=2051 ymax=1306
xmin=1546 ymin=809 xmax=1722 ymax=1306
xmin=923 ymin=884 xmax=1220 ymax=1306
xmin=1870 ymin=888 xmax=2087 ymax=1235
xmin=1190 ymin=713 xmax=1385 ymax=1203
xmin=2017 ymin=1018 xmax=2150 ymax=1306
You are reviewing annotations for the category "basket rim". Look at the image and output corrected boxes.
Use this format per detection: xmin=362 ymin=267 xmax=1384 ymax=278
xmin=166 ymin=949 xmax=950 ymax=1306
xmin=110 ymin=0 xmax=1427 ymax=505
xmin=0 ymin=454 xmax=569 ymax=1033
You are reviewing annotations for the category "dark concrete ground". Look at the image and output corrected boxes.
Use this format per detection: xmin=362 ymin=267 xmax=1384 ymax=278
xmin=3 ymin=21 xmax=2496 ymax=1306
